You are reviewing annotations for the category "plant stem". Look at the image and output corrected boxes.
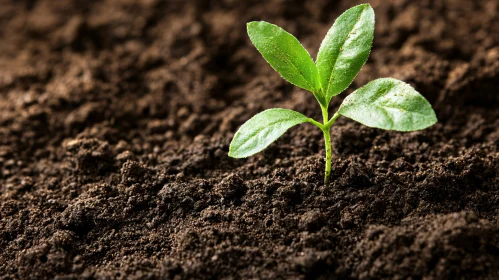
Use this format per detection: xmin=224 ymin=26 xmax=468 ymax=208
xmin=321 ymin=109 xmax=340 ymax=186
xmin=322 ymin=126 xmax=332 ymax=185
xmin=325 ymin=112 xmax=341 ymax=129
xmin=320 ymin=106 xmax=331 ymax=185
xmin=307 ymin=118 xmax=324 ymax=129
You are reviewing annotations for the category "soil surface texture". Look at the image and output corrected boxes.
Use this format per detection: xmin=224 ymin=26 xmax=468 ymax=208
xmin=1 ymin=0 xmax=499 ymax=279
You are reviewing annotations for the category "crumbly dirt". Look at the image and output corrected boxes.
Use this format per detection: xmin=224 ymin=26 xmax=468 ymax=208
xmin=1 ymin=0 xmax=498 ymax=279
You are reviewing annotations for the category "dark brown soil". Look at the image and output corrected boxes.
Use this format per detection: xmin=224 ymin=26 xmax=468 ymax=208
xmin=1 ymin=0 xmax=498 ymax=279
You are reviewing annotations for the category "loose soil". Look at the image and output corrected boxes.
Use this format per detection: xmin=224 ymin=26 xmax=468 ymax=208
xmin=1 ymin=0 xmax=499 ymax=279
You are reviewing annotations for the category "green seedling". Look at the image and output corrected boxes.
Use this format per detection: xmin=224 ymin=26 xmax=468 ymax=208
xmin=228 ymin=4 xmax=437 ymax=184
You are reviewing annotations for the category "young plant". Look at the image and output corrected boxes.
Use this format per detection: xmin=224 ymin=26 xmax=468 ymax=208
xmin=228 ymin=4 xmax=437 ymax=184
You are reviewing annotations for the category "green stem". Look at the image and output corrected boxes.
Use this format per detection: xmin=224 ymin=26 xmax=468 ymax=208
xmin=321 ymin=106 xmax=331 ymax=185
xmin=322 ymin=126 xmax=332 ymax=185
xmin=307 ymin=118 xmax=324 ymax=129
xmin=321 ymin=110 xmax=340 ymax=185
xmin=309 ymin=104 xmax=341 ymax=185
xmin=325 ymin=112 xmax=340 ymax=129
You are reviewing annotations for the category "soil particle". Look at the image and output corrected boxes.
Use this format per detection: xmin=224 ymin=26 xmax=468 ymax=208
xmin=354 ymin=212 xmax=499 ymax=280
xmin=214 ymin=174 xmax=247 ymax=203
xmin=65 ymin=138 xmax=116 ymax=175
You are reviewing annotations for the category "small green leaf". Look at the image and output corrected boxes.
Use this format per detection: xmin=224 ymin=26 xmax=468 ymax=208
xmin=316 ymin=4 xmax=374 ymax=103
xmin=247 ymin=21 xmax=323 ymax=104
xmin=338 ymin=78 xmax=437 ymax=131
xmin=229 ymin=108 xmax=309 ymax=158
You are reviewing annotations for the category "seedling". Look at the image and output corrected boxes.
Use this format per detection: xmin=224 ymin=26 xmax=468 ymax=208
xmin=228 ymin=4 xmax=437 ymax=184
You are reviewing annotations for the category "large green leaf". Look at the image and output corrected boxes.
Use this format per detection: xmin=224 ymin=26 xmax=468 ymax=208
xmin=247 ymin=21 xmax=323 ymax=104
xmin=229 ymin=108 xmax=309 ymax=158
xmin=338 ymin=78 xmax=437 ymax=131
xmin=316 ymin=4 xmax=374 ymax=103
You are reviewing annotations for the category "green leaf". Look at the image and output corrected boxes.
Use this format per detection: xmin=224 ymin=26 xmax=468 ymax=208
xmin=316 ymin=4 xmax=375 ymax=103
xmin=338 ymin=78 xmax=437 ymax=131
xmin=229 ymin=108 xmax=309 ymax=158
xmin=247 ymin=21 xmax=323 ymax=104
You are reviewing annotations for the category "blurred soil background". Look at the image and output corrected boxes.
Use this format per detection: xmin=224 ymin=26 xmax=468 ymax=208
xmin=0 ymin=0 xmax=498 ymax=279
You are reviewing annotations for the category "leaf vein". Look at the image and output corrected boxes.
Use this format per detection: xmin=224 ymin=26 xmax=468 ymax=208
xmin=325 ymin=6 xmax=367 ymax=95
xmin=261 ymin=34 xmax=316 ymax=92
xmin=237 ymin=117 xmax=302 ymax=151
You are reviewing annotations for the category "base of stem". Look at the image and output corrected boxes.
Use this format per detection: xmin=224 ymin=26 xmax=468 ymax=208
xmin=322 ymin=128 xmax=332 ymax=186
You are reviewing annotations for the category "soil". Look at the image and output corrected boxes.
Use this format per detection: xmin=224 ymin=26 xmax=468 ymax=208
xmin=0 ymin=0 xmax=498 ymax=279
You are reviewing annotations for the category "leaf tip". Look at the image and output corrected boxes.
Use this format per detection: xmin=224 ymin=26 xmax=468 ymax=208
xmin=429 ymin=111 xmax=439 ymax=125
xmin=228 ymin=140 xmax=239 ymax=158
xmin=354 ymin=3 xmax=373 ymax=13
xmin=228 ymin=152 xmax=237 ymax=158
xmin=246 ymin=21 xmax=255 ymax=33
xmin=228 ymin=149 xmax=242 ymax=159
xmin=228 ymin=150 xmax=241 ymax=158
xmin=247 ymin=21 xmax=268 ymax=30
xmin=356 ymin=3 xmax=375 ymax=25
